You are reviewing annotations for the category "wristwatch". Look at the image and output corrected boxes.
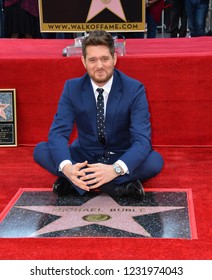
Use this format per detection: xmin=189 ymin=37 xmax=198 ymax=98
xmin=113 ymin=163 xmax=124 ymax=175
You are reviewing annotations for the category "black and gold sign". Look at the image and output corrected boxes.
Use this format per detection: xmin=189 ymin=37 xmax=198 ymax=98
xmin=0 ymin=89 xmax=17 ymax=147
xmin=39 ymin=0 xmax=145 ymax=32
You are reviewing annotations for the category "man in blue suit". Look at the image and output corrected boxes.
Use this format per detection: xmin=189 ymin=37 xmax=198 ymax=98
xmin=34 ymin=30 xmax=164 ymax=199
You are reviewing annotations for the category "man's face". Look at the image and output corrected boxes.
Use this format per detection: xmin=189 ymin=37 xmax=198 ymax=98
xmin=81 ymin=45 xmax=117 ymax=87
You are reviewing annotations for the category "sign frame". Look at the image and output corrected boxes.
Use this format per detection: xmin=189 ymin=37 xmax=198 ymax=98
xmin=0 ymin=89 xmax=17 ymax=147
xmin=39 ymin=0 xmax=145 ymax=33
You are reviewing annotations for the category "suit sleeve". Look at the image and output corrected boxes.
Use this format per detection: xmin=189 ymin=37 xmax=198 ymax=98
xmin=48 ymin=81 xmax=75 ymax=168
xmin=118 ymin=83 xmax=152 ymax=174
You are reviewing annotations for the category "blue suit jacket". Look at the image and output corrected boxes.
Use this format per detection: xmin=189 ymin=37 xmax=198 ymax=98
xmin=48 ymin=69 xmax=152 ymax=175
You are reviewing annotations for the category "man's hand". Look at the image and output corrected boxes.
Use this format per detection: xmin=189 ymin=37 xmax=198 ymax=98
xmin=62 ymin=161 xmax=90 ymax=192
xmin=80 ymin=163 xmax=119 ymax=190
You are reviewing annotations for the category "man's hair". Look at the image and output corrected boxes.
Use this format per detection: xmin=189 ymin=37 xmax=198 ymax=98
xmin=82 ymin=30 xmax=115 ymax=58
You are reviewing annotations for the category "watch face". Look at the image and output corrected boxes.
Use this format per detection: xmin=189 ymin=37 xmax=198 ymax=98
xmin=115 ymin=166 xmax=122 ymax=174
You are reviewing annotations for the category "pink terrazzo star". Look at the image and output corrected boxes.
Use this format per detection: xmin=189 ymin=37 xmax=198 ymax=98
xmin=86 ymin=0 xmax=126 ymax=22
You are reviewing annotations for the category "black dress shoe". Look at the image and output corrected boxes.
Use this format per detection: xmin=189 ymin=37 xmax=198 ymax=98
xmin=53 ymin=177 xmax=73 ymax=196
xmin=115 ymin=180 xmax=145 ymax=200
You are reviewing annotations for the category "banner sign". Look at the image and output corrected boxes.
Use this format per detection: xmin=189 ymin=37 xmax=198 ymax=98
xmin=39 ymin=0 xmax=145 ymax=33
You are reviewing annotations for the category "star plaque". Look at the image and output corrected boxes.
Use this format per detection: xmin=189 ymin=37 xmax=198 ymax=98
xmin=0 ymin=188 xmax=197 ymax=238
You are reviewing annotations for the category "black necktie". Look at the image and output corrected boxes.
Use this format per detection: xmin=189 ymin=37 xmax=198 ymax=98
xmin=96 ymin=88 xmax=106 ymax=145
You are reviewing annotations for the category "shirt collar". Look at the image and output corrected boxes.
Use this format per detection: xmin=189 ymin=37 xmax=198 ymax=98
xmin=91 ymin=76 xmax=113 ymax=94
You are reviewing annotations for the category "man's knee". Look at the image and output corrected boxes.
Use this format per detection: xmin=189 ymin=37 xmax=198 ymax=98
xmin=151 ymin=150 xmax=164 ymax=175
xmin=146 ymin=150 xmax=164 ymax=178
xmin=33 ymin=142 xmax=47 ymax=163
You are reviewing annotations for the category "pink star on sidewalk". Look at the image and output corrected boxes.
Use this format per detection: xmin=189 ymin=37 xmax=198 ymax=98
xmin=16 ymin=193 xmax=184 ymax=237
xmin=86 ymin=0 xmax=126 ymax=22
xmin=0 ymin=104 xmax=10 ymax=120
